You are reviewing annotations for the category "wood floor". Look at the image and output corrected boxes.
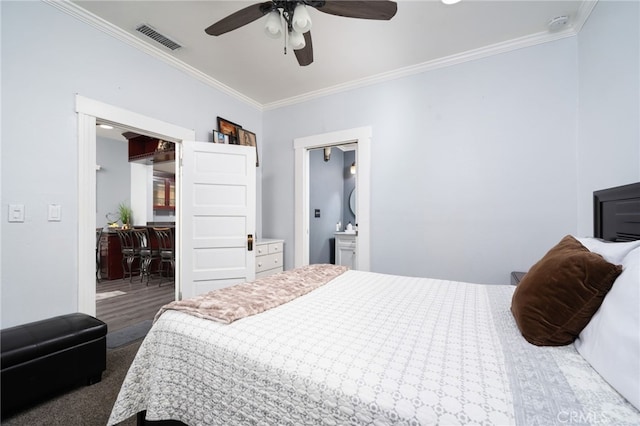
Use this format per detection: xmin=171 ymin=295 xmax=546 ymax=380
xmin=96 ymin=276 xmax=175 ymax=333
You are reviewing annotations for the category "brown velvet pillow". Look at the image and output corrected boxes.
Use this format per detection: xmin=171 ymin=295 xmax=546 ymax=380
xmin=511 ymin=235 xmax=622 ymax=346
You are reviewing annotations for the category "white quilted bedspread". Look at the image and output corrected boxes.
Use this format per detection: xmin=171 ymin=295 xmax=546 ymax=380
xmin=108 ymin=270 xmax=640 ymax=425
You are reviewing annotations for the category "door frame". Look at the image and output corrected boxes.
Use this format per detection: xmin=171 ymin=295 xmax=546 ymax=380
xmin=76 ymin=95 xmax=195 ymax=315
xmin=293 ymin=126 xmax=371 ymax=270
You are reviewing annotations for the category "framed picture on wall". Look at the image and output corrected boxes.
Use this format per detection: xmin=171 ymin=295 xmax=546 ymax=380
xmin=217 ymin=117 xmax=241 ymax=144
xmin=238 ymin=128 xmax=259 ymax=167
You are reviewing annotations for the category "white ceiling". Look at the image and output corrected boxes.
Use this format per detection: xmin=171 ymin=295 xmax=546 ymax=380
xmin=66 ymin=0 xmax=592 ymax=109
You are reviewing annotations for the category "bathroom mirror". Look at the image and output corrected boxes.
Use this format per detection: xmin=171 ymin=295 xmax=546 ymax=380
xmin=349 ymin=188 xmax=356 ymax=215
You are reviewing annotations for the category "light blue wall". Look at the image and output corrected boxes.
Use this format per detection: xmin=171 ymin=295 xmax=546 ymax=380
xmin=264 ymin=39 xmax=580 ymax=284
xmin=262 ymin=1 xmax=639 ymax=283
xmin=1 ymin=2 xmax=262 ymax=327
xmin=576 ymin=0 xmax=640 ymax=234
xmin=1 ymin=1 xmax=638 ymax=327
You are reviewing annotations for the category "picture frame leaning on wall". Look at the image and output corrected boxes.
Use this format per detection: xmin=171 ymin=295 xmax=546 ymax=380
xmin=217 ymin=116 xmax=241 ymax=144
xmin=238 ymin=128 xmax=259 ymax=167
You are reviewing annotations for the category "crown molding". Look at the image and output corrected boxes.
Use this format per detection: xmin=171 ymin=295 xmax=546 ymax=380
xmin=44 ymin=0 xmax=263 ymax=111
xmin=47 ymin=0 xmax=597 ymax=112
xmin=263 ymin=1 xmax=597 ymax=110
xmin=263 ymin=28 xmax=582 ymax=110
xmin=572 ymin=0 xmax=598 ymax=33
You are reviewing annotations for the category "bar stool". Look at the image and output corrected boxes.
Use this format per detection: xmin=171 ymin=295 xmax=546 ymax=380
xmin=153 ymin=228 xmax=174 ymax=286
xmin=132 ymin=228 xmax=157 ymax=284
xmin=116 ymin=229 xmax=139 ymax=283
xmin=96 ymin=227 xmax=104 ymax=282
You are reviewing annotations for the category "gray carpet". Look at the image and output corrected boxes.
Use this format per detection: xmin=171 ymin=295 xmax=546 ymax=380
xmin=2 ymin=340 xmax=142 ymax=426
xmin=107 ymin=320 xmax=153 ymax=349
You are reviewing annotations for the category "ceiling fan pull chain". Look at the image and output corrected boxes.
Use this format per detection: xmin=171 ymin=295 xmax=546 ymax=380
xmin=284 ymin=28 xmax=288 ymax=55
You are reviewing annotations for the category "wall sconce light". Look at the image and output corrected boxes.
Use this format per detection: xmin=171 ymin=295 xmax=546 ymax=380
xmin=324 ymin=146 xmax=331 ymax=162
xmin=350 ymin=162 xmax=356 ymax=174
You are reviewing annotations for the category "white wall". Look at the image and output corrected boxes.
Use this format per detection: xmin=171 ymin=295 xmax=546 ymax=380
xmin=263 ymin=2 xmax=640 ymax=284
xmin=130 ymin=163 xmax=152 ymax=227
xmin=0 ymin=1 xmax=262 ymax=327
xmin=576 ymin=0 xmax=640 ymax=234
xmin=96 ymin=137 xmax=130 ymax=227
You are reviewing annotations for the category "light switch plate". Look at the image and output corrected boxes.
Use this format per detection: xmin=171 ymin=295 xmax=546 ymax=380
xmin=8 ymin=204 xmax=25 ymax=222
xmin=48 ymin=204 xmax=62 ymax=221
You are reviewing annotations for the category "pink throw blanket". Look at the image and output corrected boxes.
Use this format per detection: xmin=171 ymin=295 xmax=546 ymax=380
xmin=155 ymin=264 xmax=348 ymax=324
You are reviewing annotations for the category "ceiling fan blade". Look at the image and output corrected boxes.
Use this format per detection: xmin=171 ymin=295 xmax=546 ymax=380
xmin=294 ymin=31 xmax=314 ymax=66
xmin=205 ymin=2 xmax=272 ymax=36
xmin=316 ymin=1 xmax=397 ymax=20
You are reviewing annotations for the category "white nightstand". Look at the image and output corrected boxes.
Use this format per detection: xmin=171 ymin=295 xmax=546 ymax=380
xmin=256 ymin=239 xmax=284 ymax=278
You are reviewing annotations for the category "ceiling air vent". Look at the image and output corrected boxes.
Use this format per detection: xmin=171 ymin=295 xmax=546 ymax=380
xmin=135 ymin=24 xmax=182 ymax=51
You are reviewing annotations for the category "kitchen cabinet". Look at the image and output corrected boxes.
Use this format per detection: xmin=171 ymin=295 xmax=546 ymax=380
xmin=153 ymin=173 xmax=175 ymax=211
xmin=125 ymin=132 xmax=175 ymax=164
xmin=99 ymin=230 xmax=124 ymax=280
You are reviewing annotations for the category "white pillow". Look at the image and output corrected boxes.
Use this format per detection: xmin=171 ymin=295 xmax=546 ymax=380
xmin=576 ymin=236 xmax=640 ymax=264
xmin=574 ymin=246 xmax=640 ymax=410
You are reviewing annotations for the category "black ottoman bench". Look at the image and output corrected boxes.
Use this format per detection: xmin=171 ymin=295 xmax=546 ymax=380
xmin=0 ymin=313 xmax=107 ymax=419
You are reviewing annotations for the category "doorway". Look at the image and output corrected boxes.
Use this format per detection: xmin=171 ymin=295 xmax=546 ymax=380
xmin=308 ymin=145 xmax=356 ymax=265
xmin=294 ymin=126 xmax=371 ymax=271
xmin=95 ymin=125 xmax=176 ymax=333
xmin=76 ymin=95 xmax=195 ymax=316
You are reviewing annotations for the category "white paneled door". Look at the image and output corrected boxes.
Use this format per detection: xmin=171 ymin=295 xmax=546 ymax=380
xmin=181 ymin=142 xmax=256 ymax=299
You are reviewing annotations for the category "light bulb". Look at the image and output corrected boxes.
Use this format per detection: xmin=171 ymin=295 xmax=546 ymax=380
xmin=264 ymin=11 xmax=283 ymax=39
xmin=289 ymin=30 xmax=306 ymax=50
xmin=292 ymin=4 xmax=312 ymax=33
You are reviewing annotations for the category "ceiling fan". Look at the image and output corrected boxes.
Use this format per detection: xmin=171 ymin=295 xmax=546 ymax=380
xmin=205 ymin=1 xmax=398 ymax=66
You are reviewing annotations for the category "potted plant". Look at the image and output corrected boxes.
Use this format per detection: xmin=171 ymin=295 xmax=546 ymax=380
xmin=118 ymin=202 xmax=133 ymax=229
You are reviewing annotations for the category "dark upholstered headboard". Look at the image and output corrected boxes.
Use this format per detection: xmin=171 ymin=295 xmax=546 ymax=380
xmin=594 ymin=182 xmax=640 ymax=242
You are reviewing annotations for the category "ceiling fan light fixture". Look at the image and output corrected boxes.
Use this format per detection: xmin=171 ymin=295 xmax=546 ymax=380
xmin=289 ymin=30 xmax=306 ymax=50
xmin=264 ymin=10 xmax=283 ymax=39
xmin=206 ymin=0 xmax=398 ymax=66
xmin=292 ymin=4 xmax=312 ymax=33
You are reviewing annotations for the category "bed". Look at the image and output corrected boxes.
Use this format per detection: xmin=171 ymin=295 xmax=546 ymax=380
xmin=108 ymin=183 xmax=640 ymax=426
